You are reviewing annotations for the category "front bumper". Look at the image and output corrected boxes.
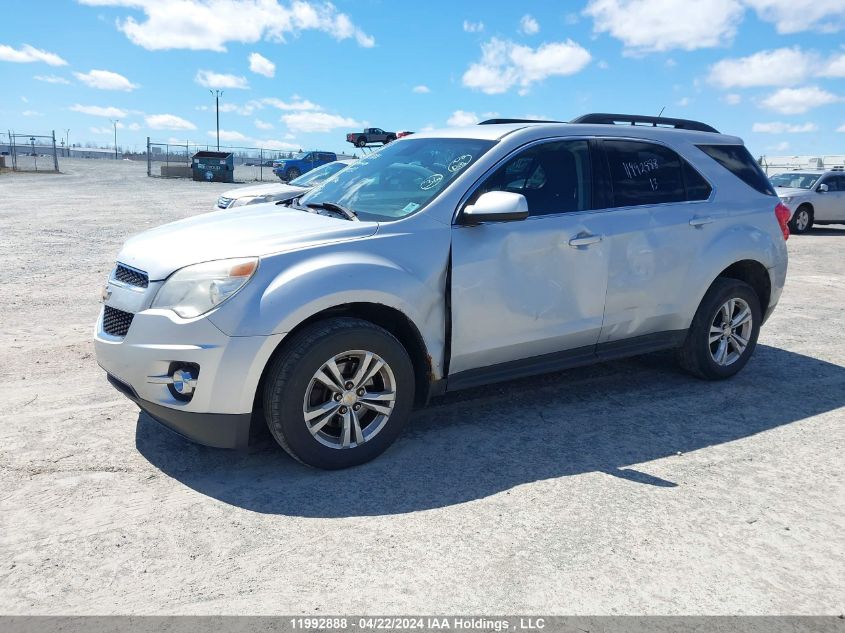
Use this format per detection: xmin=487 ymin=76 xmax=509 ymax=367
xmin=95 ymin=304 xmax=284 ymax=448
xmin=107 ymin=374 xmax=253 ymax=448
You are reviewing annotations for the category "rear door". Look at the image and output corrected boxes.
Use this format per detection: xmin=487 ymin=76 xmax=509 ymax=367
xmin=596 ymin=138 xmax=719 ymax=344
xmin=450 ymin=139 xmax=610 ymax=375
xmin=815 ymin=174 xmax=845 ymax=221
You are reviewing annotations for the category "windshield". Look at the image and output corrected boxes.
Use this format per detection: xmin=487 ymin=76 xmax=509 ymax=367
xmin=299 ymin=138 xmax=496 ymax=221
xmin=770 ymin=172 xmax=820 ymax=189
xmin=289 ymin=161 xmax=349 ymax=187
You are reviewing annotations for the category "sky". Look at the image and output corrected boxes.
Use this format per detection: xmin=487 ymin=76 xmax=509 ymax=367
xmin=3 ymin=0 xmax=845 ymax=158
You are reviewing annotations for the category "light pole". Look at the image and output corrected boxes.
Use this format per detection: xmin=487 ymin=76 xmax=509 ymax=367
xmin=111 ymin=120 xmax=119 ymax=159
xmin=210 ymin=89 xmax=223 ymax=151
xmin=65 ymin=128 xmax=70 ymax=157
xmin=30 ymin=136 xmax=37 ymax=169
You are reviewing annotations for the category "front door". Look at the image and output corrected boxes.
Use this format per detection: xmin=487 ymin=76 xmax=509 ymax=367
xmin=450 ymin=139 xmax=609 ymax=375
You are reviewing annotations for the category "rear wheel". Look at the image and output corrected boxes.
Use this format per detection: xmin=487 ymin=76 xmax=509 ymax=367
xmin=789 ymin=204 xmax=813 ymax=234
xmin=678 ymin=278 xmax=761 ymax=380
xmin=285 ymin=167 xmax=301 ymax=181
xmin=263 ymin=318 xmax=415 ymax=469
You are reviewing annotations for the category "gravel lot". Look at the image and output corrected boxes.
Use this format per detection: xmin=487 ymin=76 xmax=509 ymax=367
xmin=1 ymin=159 xmax=843 ymax=615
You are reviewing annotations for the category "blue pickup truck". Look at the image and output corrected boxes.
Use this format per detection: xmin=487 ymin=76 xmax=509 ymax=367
xmin=273 ymin=151 xmax=337 ymax=181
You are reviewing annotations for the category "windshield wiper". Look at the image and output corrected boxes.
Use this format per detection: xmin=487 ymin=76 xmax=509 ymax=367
xmin=306 ymin=201 xmax=359 ymax=221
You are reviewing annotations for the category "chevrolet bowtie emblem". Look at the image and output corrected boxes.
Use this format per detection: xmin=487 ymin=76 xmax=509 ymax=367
xmin=101 ymin=286 xmax=112 ymax=302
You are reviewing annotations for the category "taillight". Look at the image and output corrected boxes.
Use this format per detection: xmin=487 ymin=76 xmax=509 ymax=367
xmin=775 ymin=202 xmax=791 ymax=241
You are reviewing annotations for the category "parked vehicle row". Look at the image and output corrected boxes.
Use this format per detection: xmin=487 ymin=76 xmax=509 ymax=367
xmin=96 ymin=113 xmax=789 ymax=469
xmin=770 ymin=167 xmax=845 ymax=234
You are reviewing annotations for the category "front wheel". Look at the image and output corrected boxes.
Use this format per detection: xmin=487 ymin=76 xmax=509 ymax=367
xmin=678 ymin=278 xmax=761 ymax=380
xmin=789 ymin=205 xmax=813 ymax=234
xmin=356 ymin=138 xmax=367 ymax=148
xmin=285 ymin=167 xmax=301 ymax=181
xmin=263 ymin=318 xmax=415 ymax=469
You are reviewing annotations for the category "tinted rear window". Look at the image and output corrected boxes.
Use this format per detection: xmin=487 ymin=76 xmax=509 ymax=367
xmin=697 ymin=144 xmax=776 ymax=196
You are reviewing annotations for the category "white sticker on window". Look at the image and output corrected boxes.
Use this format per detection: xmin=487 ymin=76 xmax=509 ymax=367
xmin=448 ymin=154 xmax=473 ymax=173
xmin=403 ymin=202 xmax=420 ymax=213
xmin=420 ymin=173 xmax=444 ymax=190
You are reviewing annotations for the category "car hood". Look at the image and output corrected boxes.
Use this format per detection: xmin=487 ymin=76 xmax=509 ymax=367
xmin=117 ymin=204 xmax=378 ymax=280
xmin=220 ymin=182 xmax=307 ymax=199
xmin=776 ymin=187 xmax=810 ymax=198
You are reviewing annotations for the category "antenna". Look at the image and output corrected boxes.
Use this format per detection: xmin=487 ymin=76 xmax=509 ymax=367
xmin=657 ymin=106 xmax=666 ymax=117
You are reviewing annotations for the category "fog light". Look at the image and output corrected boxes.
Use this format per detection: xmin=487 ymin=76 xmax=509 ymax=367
xmin=147 ymin=362 xmax=200 ymax=402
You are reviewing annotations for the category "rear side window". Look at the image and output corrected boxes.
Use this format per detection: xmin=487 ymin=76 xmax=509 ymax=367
xmin=697 ymin=144 xmax=776 ymax=196
xmin=603 ymin=140 xmax=687 ymax=206
xmin=683 ymin=161 xmax=712 ymax=201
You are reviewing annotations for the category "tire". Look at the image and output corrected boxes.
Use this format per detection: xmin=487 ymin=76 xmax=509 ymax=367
xmin=263 ymin=318 xmax=415 ymax=469
xmin=384 ymin=135 xmax=396 ymax=144
xmin=788 ymin=204 xmax=813 ymax=234
xmin=285 ymin=167 xmax=301 ymax=181
xmin=678 ymin=278 xmax=761 ymax=380
xmin=356 ymin=138 xmax=367 ymax=148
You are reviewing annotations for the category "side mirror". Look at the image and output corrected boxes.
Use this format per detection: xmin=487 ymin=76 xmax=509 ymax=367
xmin=462 ymin=191 xmax=529 ymax=224
xmin=818 ymin=183 xmax=829 ymax=193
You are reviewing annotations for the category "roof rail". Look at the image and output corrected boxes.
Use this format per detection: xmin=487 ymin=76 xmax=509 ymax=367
xmin=478 ymin=118 xmax=562 ymax=125
xmin=570 ymin=113 xmax=719 ymax=134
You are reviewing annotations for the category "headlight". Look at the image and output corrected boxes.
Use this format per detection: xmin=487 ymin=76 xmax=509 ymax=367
xmin=229 ymin=196 xmax=257 ymax=208
xmin=152 ymin=257 xmax=258 ymax=318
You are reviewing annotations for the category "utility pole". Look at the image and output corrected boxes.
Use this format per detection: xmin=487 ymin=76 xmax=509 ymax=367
xmin=111 ymin=119 xmax=119 ymax=159
xmin=210 ymin=89 xmax=223 ymax=151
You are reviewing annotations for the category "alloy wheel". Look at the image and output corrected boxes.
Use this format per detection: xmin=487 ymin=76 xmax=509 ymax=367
xmin=708 ymin=298 xmax=753 ymax=366
xmin=302 ymin=350 xmax=397 ymax=449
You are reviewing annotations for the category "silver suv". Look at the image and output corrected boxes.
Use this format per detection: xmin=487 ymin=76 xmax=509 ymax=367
xmin=770 ymin=167 xmax=845 ymax=234
xmin=95 ymin=113 xmax=790 ymax=469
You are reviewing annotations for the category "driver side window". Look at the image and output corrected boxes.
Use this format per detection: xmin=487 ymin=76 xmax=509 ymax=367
xmin=471 ymin=141 xmax=592 ymax=216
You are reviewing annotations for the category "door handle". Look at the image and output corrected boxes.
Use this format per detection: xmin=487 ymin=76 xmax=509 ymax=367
xmin=689 ymin=216 xmax=715 ymax=227
xmin=568 ymin=233 xmax=603 ymax=247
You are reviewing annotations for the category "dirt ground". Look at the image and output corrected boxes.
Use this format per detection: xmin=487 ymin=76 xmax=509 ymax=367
xmin=0 ymin=159 xmax=843 ymax=615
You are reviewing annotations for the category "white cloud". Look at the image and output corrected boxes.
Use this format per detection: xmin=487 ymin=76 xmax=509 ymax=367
xmin=412 ymin=85 xmax=431 ymax=94
xmin=34 ymin=74 xmax=70 ymax=84
xmin=462 ymin=37 xmax=591 ymax=94
xmin=708 ymin=47 xmax=816 ymax=88
xmin=22 ymin=110 xmax=43 ymax=117
xmin=584 ymin=0 xmax=743 ymax=53
xmin=207 ymin=128 xmax=298 ymax=149
xmin=519 ymin=14 xmax=540 ymax=35
xmin=837 ymin=123 xmax=845 ymax=132
xmin=760 ymin=86 xmax=841 ymax=114
xmin=248 ymin=52 xmax=275 ymax=77
xmin=744 ymin=0 xmax=845 ymax=33
xmin=128 ymin=122 xmax=141 ymax=130
xmin=70 ymin=104 xmax=128 ymax=118
xmin=262 ymin=97 xmax=321 ymax=111
xmin=145 ymin=114 xmax=197 ymax=130
xmin=73 ymin=69 xmax=138 ymax=91
xmin=254 ymin=119 xmax=274 ymax=130
xmin=723 ymin=93 xmax=742 ymax=105
xmin=77 ymin=0 xmax=374 ymax=50
xmin=676 ymin=96 xmax=691 ymax=107
xmin=821 ymin=50 xmax=845 ymax=77
xmin=281 ymin=111 xmax=361 ymax=133
xmin=447 ymin=110 xmax=479 ymax=127
xmin=0 ymin=43 xmax=67 ymax=66
xmin=767 ymin=141 xmax=791 ymax=152
xmin=752 ymin=121 xmax=818 ymax=133
xmin=195 ymin=69 xmax=249 ymax=89
xmin=463 ymin=20 xmax=484 ymax=33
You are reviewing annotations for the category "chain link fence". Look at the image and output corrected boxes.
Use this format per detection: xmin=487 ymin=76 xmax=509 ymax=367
xmin=146 ymin=138 xmax=356 ymax=182
xmin=1 ymin=131 xmax=60 ymax=172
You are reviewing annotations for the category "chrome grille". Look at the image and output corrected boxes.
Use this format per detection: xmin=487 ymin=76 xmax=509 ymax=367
xmin=102 ymin=306 xmax=134 ymax=337
xmin=114 ymin=263 xmax=149 ymax=288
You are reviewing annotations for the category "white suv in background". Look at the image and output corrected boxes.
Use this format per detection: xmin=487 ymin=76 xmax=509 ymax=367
xmin=771 ymin=168 xmax=845 ymax=234
xmin=96 ymin=113 xmax=789 ymax=469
